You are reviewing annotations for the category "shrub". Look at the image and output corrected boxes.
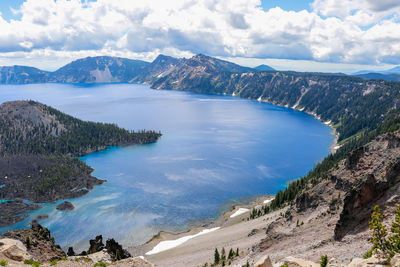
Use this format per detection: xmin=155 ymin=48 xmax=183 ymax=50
xmin=94 ymin=262 xmax=107 ymax=267
xmin=23 ymin=259 xmax=41 ymax=267
xmin=0 ymin=260 xmax=7 ymax=266
xmin=320 ymin=255 xmax=328 ymax=267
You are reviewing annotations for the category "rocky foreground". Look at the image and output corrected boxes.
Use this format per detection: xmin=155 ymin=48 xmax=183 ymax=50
xmin=0 ymin=222 xmax=153 ymax=266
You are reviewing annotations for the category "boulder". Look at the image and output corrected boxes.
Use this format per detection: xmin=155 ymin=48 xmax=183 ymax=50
xmin=391 ymin=254 xmax=400 ymax=267
xmin=87 ymin=249 xmax=112 ymax=263
xmin=254 ymin=255 xmax=273 ymax=267
xmin=347 ymin=256 xmax=383 ymax=267
xmin=0 ymin=238 xmax=30 ymax=262
xmin=284 ymin=256 xmax=319 ymax=267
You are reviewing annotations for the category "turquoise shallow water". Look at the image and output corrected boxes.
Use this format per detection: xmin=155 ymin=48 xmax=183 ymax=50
xmin=0 ymin=83 xmax=334 ymax=251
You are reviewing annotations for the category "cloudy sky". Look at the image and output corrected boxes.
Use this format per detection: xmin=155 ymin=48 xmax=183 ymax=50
xmin=0 ymin=0 xmax=399 ymax=72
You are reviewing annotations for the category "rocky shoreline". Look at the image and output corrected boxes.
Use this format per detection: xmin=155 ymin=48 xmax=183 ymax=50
xmin=0 ymin=200 xmax=41 ymax=227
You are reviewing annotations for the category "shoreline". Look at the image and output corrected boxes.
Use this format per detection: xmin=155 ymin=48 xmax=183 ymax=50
xmin=130 ymin=195 xmax=275 ymax=258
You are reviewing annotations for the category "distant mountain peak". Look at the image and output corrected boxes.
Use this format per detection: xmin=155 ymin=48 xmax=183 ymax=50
xmin=255 ymin=64 xmax=275 ymax=71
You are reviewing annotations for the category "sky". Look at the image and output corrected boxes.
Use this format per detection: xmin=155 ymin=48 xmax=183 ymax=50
xmin=0 ymin=0 xmax=399 ymax=73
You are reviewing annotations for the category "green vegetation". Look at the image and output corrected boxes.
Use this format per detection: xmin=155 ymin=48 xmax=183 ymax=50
xmin=365 ymin=204 xmax=400 ymax=262
xmin=94 ymin=262 xmax=107 ymax=267
xmin=49 ymin=260 xmax=58 ymax=265
xmin=25 ymin=235 xmax=31 ymax=249
xmin=280 ymin=263 xmax=288 ymax=267
xmin=201 ymin=247 xmax=240 ymax=266
xmin=0 ymin=260 xmax=7 ymax=266
xmin=75 ymin=257 xmax=93 ymax=263
xmin=115 ymin=249 xmax=121 ymax=261
xmin=214 ymin=248 xmax=220 ymax=265
xmin=24 ymin=259 xmax=41 ymax=267
xmin=320 ymin=255 xmax=328 ymax=267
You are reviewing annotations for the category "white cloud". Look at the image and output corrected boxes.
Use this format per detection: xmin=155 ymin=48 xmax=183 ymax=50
xmin=0 ymin=0 xmax=399 ymax=68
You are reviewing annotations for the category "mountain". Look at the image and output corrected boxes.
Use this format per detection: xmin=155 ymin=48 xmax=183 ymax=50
xmin=0 ymin=65 xmax=49 ymax=83
xmin=353 ymin=65 xmax=400 ymax=81
xmin=131 ymin=54 xmax=185 ymax=83
xmin=0 ymin=100 xmax=161 ymax=226
xmin=255 ymin=64 xmax=275 ymax=71
xmin=0 ymin=54 xmax=256 ymax=84
xmin=49 ymin=56 xmax=149 ymax=83
xmin=355 ymin=72 xmax=400 ymax=82
xmin=189 ymin=54 xmax=254 ymax=73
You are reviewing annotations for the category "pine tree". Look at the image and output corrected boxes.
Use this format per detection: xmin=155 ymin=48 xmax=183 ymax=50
xmin=25 ymin=236 xmax=31 ymax=250
xmin=221 ymin=247 xmax=226 ymax=262
xmin=228 ymin=248 xmax=234 ymax=259
xmin=368 ymin=205 xmax=390 ymax=262
xmin=214 ymin=248 xmax=220 ymax=265
xmin=389 ymin=204 xmax=400 ymax=253
xmin=236 ymin=248 xmax=239 ymax=257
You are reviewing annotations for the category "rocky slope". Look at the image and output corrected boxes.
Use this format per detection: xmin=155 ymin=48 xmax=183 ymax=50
xmin=130 ymin=54 xmax=185 ymax=83
xmin=252 ymin=131 xmax=400 ymax=262
xmin=3 ymin=222 xmax=65 ymax=261
xmin=0 ymin=100 xmax=161 ymax=226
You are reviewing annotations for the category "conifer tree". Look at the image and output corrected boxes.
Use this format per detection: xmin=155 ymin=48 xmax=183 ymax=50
xmin=228 ymin=248 xmax=234 ymax=259
xmin=214 ymin=248 xmax=220 ymax=264
xmin=390 ymin=204 xmax=400 ymax=253
xmin=369 ymin=205 xmax=390 ymax=261
xmin=221 ymin=247 xmax=226 ymax=262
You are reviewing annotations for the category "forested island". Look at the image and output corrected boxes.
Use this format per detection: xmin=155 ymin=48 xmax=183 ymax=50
xmin=0 ymin=100 xmax=161 ymax=226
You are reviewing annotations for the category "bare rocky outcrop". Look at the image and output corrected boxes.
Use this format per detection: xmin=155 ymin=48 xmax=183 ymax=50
xmin=2 ymin=222 xmax=65 ymax=261
xmin=255 ymin=255 xmax=273 ymax=267
xmin=334 ymin=132 xmax=400 ymax=240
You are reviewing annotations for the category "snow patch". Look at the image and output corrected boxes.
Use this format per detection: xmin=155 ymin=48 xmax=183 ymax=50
xmin=230 ymin=208 xmax=250 ymax=218
xmin=263 ymin=198 xmax=275 ymax=204
xmin=145 ymin=227 xmax=220 ymax=255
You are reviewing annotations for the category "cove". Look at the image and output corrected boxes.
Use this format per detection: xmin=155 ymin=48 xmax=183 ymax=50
xmin=0 ymin=83 xmax=334 ymax=251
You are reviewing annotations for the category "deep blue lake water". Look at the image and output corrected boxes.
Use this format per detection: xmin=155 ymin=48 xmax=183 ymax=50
xmin=0 ymin=83 xmax=334 ymax=251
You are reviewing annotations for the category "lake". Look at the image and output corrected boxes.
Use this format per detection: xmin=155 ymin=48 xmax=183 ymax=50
xmin=0 ymin=83 xmax=334 ymax=251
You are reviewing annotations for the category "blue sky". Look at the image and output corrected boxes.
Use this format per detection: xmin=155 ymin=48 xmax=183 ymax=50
xmin=0 ymin=0 xmax=399 ymax=72
xmin=260 ymin=0 xmax=312 ymax=12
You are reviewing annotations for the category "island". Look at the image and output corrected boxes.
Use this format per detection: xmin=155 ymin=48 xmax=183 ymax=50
xmin=0 ymin=100 xmax=161 ymax=226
